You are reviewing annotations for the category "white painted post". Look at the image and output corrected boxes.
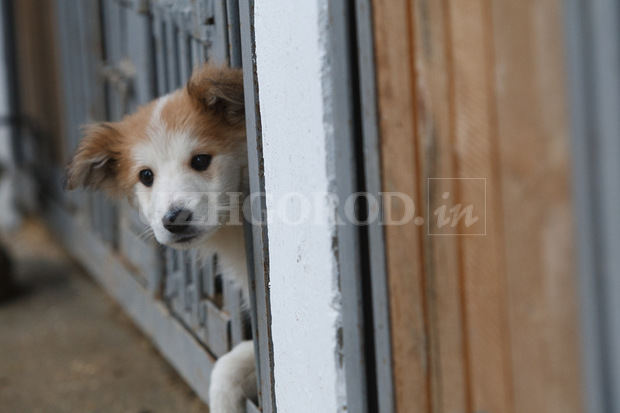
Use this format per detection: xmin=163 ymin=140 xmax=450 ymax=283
xmin=254 ymin=0 xmax=347 ymax=411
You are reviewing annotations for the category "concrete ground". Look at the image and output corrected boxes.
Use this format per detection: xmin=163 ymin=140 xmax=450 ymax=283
xmin=0 ymin=220 xmax=209 ymax=413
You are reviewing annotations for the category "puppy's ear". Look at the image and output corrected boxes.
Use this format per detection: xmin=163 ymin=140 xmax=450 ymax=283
xmin=65 ymin=123 xmax=123 ymax=196
xmin=186 ymin=64 xmax=245 ymax=125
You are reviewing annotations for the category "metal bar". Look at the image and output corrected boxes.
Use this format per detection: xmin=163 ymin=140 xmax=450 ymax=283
xmin=164 ymin=12 xmax=180 ymax=91
xmin=587 ymin=14 xmax=620 ymax=406
xmin=152 ymin=8 xmax=169 ymax=95
xmin=118 ymin=216 xmax=162 ymax=293
xmin=202 ymin=300 xmax=232 ymax=357
xmin=564 ymin=0 xmax=620 ymax=411
xmin=190 ymin=0 xmax=211 ymax=43
xmin=224 ymin=0 xmax=246 ymax=350
xmin=55 ymin=0 xmax=92 ymax=219
xmin=563 ymin=2 xmax=604 ymax=412
xmin=323 ymin=1 xmax=370 ymax=411
xmin=212 ymin=0 xmax=229 ymax=64
xmin=355 ymin=0 xmax=394 ymax=410
xmin=177 ymin=27 xmax=192 ymax=83
xmin=224 ymin=276 xmax=245 ymax=345
xmin=202 ymin=253 xmax=217 ymax=299
xmin=565 ymin=0 xmax=620 ymax=410
xmin=190 ymin=37 xmax=205 ymax=68
xmin=0 ymin=0 xmax=21 ymax=164
xmin=239 ymin=0 xmax=276 ymax=410
xmin=53 ymin=0 xmax=88 ymax=212
xmin=79 ymin=0 xmax=106 ymax=121
xmin=102 ymin=0 xmax=125 ymax=121
xmin=125 ymin=7 xmax=155 ymax=107
xmin=225 ymin=0 xmax=241 ymax=68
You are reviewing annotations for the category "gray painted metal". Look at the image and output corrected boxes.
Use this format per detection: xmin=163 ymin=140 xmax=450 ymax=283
xmin=564 ymin=3 xmax=603 ymax=412
xmin=564 ymin=0 xmax=620 ymax=412
xmin=354 ymin=0 xmax=394 ymax=411
xmin=221 ymin=0 xmax=248 ymax=353
xmin=226 ymin=0 xmax=242 ymax=68
xmin=54 ymin=1 xmax=97 ymax=214
xmin=239 ymin=0 xmax=276 ymax=410
xmin=211 ymin=0 xmax=230 ymax=64
xmin=325 ymin=0 xmax=368 ymax=411
xmin=124 ymin=6 xmax=155 ymax=108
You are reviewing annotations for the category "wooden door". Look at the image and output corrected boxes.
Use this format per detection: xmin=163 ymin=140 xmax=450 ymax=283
xmin=372 ymin=1 xmax=583 ymax=412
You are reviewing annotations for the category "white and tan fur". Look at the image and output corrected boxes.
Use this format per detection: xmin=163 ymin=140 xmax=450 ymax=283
xmin=66 ymin=64 xmax=256 ymax=413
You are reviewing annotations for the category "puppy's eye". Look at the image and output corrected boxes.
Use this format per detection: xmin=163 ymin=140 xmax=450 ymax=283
xmin=191 ymin=154 xmax=212 ymax=171
xmin=139 ymin=169 xmax=154 ymax=187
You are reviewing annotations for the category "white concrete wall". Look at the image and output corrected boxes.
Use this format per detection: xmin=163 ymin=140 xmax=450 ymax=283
xmin=254 ymin=0 xmax=346 ymax=411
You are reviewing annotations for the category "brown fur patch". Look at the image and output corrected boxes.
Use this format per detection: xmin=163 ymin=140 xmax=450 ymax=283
xmin=185 ymin=64 xmax=245 ymax=125
xmin=65 ymin=122 xmax=124 ymax=195
xmin=66 ymin=63 xmax=246 ymax=199
xmin=66 ymin=99 xmax=158 ymax=197
xmin=160 ymin=89 xmax=246 ymax=157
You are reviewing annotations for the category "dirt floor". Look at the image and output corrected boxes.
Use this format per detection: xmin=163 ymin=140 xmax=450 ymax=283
xmin=0 ymin=220 xmax=209 ymax=413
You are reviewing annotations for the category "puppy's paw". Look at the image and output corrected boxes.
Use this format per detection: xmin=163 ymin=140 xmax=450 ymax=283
xmin=209 ymin=340 xmax=257 ymax=413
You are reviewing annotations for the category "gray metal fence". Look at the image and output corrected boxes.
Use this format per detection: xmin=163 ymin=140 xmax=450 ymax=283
xmin=48 ymin=1 xmax=264 ymax=410
xmin=565 ymin=1 xmax=620 ymax=412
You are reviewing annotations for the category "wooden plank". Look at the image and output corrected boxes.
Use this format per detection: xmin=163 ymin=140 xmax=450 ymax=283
xmin=372 ymin=0 xmax=429 ymax=411
xmin=373 ymin=1 xmax=583 ymax=412
xmin=411 ymin=0 xmax=468 ymax=411
xmin=491 ymin=1 xmax=583 ymax=412
xmin=445 ymin=1 xmax=513 ymax=412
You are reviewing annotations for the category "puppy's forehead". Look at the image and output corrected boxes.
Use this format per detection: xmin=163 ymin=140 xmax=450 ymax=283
xmin=131 ymin=92 xmax=200 ymax=167
xmin=125 ymin=88 xmax=245 ymax=173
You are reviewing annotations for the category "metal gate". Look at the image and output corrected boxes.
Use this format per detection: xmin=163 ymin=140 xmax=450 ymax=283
xmin=47 ymin=1 xmax=268 ymax=410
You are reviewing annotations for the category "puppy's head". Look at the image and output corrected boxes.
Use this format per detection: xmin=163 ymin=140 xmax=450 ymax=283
xmin=66 ymin=64 xmax=247 ymax=249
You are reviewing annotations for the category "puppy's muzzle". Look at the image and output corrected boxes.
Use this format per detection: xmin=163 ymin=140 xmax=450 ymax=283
xmin=163 ymin=208 xmax=193 ymax=234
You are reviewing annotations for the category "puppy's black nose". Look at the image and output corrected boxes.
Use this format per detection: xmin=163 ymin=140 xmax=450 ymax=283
xmin=163 ymin=208 xmax=193 ymax=234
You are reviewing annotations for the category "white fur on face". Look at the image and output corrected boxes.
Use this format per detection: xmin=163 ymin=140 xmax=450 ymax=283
xmin=132 ymin=95 xmax=244 ymax=249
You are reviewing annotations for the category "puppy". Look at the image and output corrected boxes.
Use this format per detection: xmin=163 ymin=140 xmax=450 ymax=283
xmin=66 ymin=64 xmax=256 ymax=413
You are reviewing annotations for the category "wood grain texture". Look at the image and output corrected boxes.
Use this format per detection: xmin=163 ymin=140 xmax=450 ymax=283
xmin=373 ymin=0 xmax=429 ymax=411
xmin=411 ymin=0 xmax=468 ymax=411
xmin=372 ymin=0 xmax=582 ymax=411
xmin=491 ymin=1 xmax=584 ymax=412
xmin=445 ymin=1 xmax=514 ymax=412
